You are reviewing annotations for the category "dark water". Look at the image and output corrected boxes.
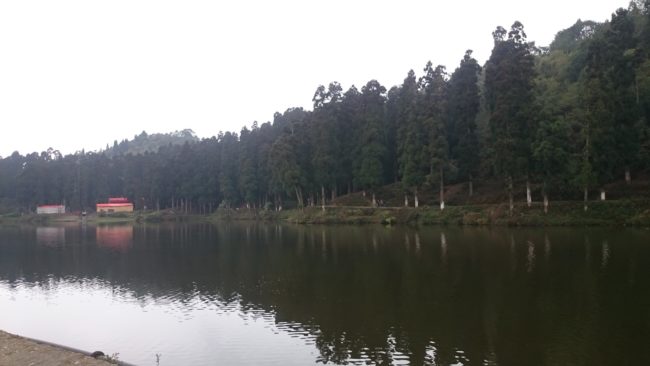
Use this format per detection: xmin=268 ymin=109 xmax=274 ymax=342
xmin=0 ymin=223 xmax=649 ymax=365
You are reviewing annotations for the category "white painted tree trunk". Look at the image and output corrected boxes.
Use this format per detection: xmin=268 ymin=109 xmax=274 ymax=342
xmin=414 ymin=188 xmax=419 ymax=208
xmin=321 ymin=185 xmax=325 ymax=212
xmin=526 ymin=180 xmax=532 ymax=208
xmin=295 ymin=186 xmax=303 ymax=209
xmin=372 ymin=193 xmax=377 ymax=208
xmin=600 ymin=189 xmax=606 ymax=201
xmin=625 ymin=168 xmax=631 ymax=184
xmin=543 ymin=193 xmax=549 ymax=214
xmin=583 ymin=187 xmax=588 ymax=211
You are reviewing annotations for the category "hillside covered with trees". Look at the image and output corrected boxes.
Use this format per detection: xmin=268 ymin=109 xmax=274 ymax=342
xmin=1 ymin=2 xmax=649 ymax=215
xmin=103 ymin=129 xmax=199 ymax=158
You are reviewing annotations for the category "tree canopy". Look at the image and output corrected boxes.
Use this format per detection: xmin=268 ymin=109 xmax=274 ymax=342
xmin=1 ymin=3 xmax=648 ymax=213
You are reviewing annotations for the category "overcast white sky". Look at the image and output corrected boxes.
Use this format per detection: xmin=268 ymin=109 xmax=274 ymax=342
xmin=0 ymin=0 xmax=631 ymax=157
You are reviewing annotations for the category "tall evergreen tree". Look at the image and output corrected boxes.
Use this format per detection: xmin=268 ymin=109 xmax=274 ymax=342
xmin=485 ymin=21 xmax=537 ymax=214
xmin=420 ymin=63 xmax=450 ymax=210
xmin=397 ymin=70 xmax=427 ymax=207
xmin=448 ymin=50 xmax=481 ymax=196
xmin=354 ymin=80 xmax=387 ymax=206
xmin=238 ymin=126 xmax=259 ymax=208
xmin=311 ymin=83 xmax=342 ymax=210
xmin=218 ymin=132 xmax=240 ymax=208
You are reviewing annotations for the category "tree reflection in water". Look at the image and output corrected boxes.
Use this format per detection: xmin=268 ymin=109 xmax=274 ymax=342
xmin=0 ymin=223 xmax=649 ymax=365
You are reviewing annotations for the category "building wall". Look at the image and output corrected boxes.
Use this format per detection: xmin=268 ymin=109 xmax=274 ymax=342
xmin=97 ymin=204 xmax=134 ymax=213
xmin=36 ymin=206 xmax=65 ymax=214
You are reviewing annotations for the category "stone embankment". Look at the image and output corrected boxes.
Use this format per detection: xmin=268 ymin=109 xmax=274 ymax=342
xmin=0 ymin=331 xmax=115 ymax=366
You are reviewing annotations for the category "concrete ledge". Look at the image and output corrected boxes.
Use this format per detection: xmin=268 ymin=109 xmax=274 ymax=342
xmin=0 ymin=330 xmax=131 ymax=366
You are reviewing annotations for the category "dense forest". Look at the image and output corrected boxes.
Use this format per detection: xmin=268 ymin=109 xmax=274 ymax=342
xmin=1 ymin=2 xmax=649 ymax=214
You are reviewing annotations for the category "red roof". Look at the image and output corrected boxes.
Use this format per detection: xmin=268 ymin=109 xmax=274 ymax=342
xmin=97 ymin=203 xmax=133 ymax=208
xmin=108 ymin=197 xmax=130 ymax=203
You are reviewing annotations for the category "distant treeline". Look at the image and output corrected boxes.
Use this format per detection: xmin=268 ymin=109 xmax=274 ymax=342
xmin=1 ymin=2 xmax=649 ymax=213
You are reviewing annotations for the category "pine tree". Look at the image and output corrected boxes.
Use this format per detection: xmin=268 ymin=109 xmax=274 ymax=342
xmin=420 ymin=63 xmax=450 ymax=210
xmin=354 ymin=80 xmax=387 ymax=207
xmin=311 ymin=83 xmax=342 ymax=210
xmin=448 ymin=50 xmax=481 ymax=197
xmin=485 ymin=22 xmax=537 ymax=214
xmin=397 ymin=70 xmax=427 ymax=207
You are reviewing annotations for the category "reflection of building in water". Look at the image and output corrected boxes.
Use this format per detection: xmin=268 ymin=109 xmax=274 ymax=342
xmin=96 ymin=225 xmax=133 ymax=251
xmin=36 ymin=227 xmax=65 ymax=246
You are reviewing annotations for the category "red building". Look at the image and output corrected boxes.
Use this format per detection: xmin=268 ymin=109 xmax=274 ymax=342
xmin=97 ymin=197 xmax=134 ymax=213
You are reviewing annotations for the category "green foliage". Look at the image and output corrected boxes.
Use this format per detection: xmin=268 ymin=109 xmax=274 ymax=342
xmin=105 ymin=129 xmax=198 ymax=157
xmin=396 ymin=70 xmax=427 ymax=191
xmin=420 ymin=63 xmax=450 ymax=185
xmin=448 ymin=50 xmax=481 ymax=182
xmin=485 ymin=21 xmax=537 ymax=179
xmin=354 ymin=80 xmax=387 ymax=191
xmin=1 ymin=3 xmax=649 ymax=214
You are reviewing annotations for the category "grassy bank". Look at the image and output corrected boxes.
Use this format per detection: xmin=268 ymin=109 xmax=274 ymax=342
xmin=0 ymin=210 xmax=209 ymax=225
xmin=2 ymin=199 xmax=649 ymax=227
xmin=210 ymin=199 xmax=650 ymax=227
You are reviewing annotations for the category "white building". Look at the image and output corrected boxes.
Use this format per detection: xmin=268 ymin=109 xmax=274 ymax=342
xmin=36 ymin=205 xmax=66 ymax=214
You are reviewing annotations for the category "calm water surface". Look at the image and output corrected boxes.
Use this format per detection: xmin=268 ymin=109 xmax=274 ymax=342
xmin=0 ymin=223 xmax=649 ymax=365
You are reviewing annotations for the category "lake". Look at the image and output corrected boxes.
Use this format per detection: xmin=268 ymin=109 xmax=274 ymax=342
xmin=0 ymin=222 xmax=649 ymax=365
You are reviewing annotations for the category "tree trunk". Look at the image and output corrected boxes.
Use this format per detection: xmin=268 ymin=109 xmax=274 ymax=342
xmin=600 ymin=189 xmax=606 ymax=201
xmin=508 ymin=176 xmax=514 ymax=216
xmin=294 ymin=186 xmax=303 ymax=209
xmin=469 ymin=174 xmax=474 ymax=197
xmin=543 ymin=192 xmax=549 ymax=214
xmin=625 ymin=168 xmax=631 ymax=185
xmin=321 ymin=185 xmax=326 ymax=212
xmin=414 ymin=187 xmax=419 ymax=208
xmin=440 ymin=167 xmax=445 ymax=211
xmin=404 ymin=194 xmax=409 ymax=207
xmin=331 ymin=185 xmax=336 ymax=201
xmin=526 ymin=179 xmax=532 ymax=208
xmin=584 ymin=187 xmax=588 ymax=212
xmin=372 ymin=192 xmax=377 ymax=208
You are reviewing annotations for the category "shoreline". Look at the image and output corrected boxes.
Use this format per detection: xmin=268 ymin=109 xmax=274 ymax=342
xmin=0 ymin=330 xmax=122 ymax=365
xmin=211 ymin=199 xmax=650 ymax=227
xmin=1 ymin=199 xmax=649 ymax=227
